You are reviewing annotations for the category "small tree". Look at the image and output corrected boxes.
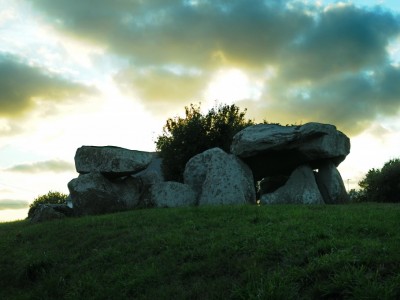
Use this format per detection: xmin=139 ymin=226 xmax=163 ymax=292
xmin=28 ymin=191 xmax=68 ymax=218
xmin=155 ymin=103 xmax=254 ymax=182
xmin=358 ymin=158 xmax=400 ymax=202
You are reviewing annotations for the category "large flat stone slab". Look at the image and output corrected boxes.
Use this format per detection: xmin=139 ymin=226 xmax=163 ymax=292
xmin=231 ymin=122 xmax=350 ymax=180
xmin=75 ymin=146 xmax=154 ymax=177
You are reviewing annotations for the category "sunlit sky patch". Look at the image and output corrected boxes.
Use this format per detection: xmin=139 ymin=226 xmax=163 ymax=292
xmin=1 ymin=0 xmax=400 ymax=221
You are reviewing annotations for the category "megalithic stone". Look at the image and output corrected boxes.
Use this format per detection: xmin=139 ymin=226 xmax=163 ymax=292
xmin=260 ymin=164 xmax=325 ymax=205
xmin=315 ymin=160 xmax=350 ymax=204
xmin=231 ymin=122 xmax=350 ymax=181
xmin=74 ymin=146 xmax=154 ymax=178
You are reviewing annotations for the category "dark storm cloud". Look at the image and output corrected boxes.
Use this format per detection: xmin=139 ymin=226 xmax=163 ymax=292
xmin=243 ymin=65 xmax=400 ymax=134
xmin=0 ymin=199 xmax=29 ymax=210
xmin=30 ymin=0 xmax=310 ymax=68
xmin=29 ymin=0 xmax=400 ymax=135
xmin=0 ymin=53 xmax=94 ymax=118
xmin=5 ymin=160 xmax=75 ymax=173
xmin=280 ymin=4 xmax=400 ymax=82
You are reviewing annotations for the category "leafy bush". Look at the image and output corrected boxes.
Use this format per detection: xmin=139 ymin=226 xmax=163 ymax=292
xmin=155 ymin=103 xmax=254 ymax=182
xmin=28 ymin=191 xmax=68 ymax=218
xmin=358 ymin=158 xmax=400 ymax=202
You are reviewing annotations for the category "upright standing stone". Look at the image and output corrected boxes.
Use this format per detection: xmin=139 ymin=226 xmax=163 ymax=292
xmin=261 ymin=165 xmax=325 ymax=204
xmin=184 ymin=148 xmax=256 ymax=205
xmin=133 ymin=152 xmax=164 ymax=184
xmin=132 ymin=153 xmax=165 ymax=208
xmin=315 ymin=161 xmax=349 ymax=204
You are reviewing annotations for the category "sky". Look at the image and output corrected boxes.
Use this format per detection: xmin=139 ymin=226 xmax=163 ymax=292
xmin=1 ymin=0 xmax=400 ymax=222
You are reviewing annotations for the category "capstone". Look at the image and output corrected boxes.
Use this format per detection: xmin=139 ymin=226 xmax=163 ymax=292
xmin=231 ymin=122 xmax=350 ymax=180
xmin=75 ymin=146 xmax=153 ymax=178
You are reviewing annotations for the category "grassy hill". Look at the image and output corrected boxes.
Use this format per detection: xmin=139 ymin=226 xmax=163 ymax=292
xmin=1 ymin=204 xmax=400 ymax=299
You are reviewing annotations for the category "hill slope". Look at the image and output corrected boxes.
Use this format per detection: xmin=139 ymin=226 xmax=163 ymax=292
xmin=1 ymin=204 xmax=400 ymax=299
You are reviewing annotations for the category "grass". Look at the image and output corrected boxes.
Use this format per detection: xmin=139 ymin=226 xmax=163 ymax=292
xmin=1 ymin=203 xmax=400 ymax=299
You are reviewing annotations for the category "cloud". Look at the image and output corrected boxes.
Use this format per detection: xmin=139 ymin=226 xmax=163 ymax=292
xmin=244 ymin=65 xmax=400 ymax=135
xmin=0 ymin=119 xmax=23 ymax=136
xmin=0 ymin=199 xmax=29 ymax=210
xmin=5 ymin=160 xmax=75 ymax=173
xmin=115 ymin=66 xmax=208 ymax=114
xmin=280 ymin=4 xmax=400 ymax=82
xmin=30 ymin=0 xmax=311 ymax=68
xmin=29 ymin=0 xmax=400 ymax=135
xmin=0 ymin=53 xmax=95 ymax=118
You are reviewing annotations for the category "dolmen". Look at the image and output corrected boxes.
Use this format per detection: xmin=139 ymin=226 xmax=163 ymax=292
xmin=231 ymin=122 xmax=350 ymax=204
xmin=58 ymin=122 xmax=351 ymax=218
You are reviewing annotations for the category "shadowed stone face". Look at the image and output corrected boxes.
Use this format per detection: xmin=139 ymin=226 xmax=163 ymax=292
xmin=260 ymin=164 xmax=325 ymax=205
xmin=315 ymin=161 xmax=350 ymax=204
xmin=68 ymin=172 xmax=142 ymax=216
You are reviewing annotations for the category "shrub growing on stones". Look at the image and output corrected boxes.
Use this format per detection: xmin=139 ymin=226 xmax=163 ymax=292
xmin=28 ymin=191 xmax=68 ymax=219
xmin=358 ymin=158 xmax=400 ymax=202
xmin=155 ymin=103 xmax=254 ymax=182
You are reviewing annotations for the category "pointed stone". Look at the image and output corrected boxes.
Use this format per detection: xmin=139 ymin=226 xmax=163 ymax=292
xmin=261 ymin=165 xmax=324 ymax=204
xmin=315 ymin=161 xmax=349 ymax=204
